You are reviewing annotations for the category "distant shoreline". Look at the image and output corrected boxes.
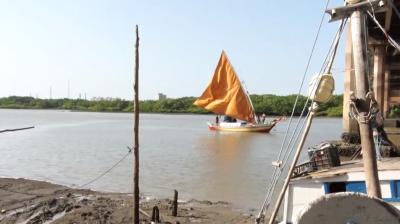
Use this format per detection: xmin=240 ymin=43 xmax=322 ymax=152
xmin=0 ymin=95 xmax=344 ymax=117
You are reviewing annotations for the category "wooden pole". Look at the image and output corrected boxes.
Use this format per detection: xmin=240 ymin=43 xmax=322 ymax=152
xmin=268 ymin=108 xmax=316 ymax=224
xmin=133 ymin=25 xmax=140 ymax=224
xmin=343 ymin=21 xmax=359 ymax=135
xmin=350 ymin=10 xmax=382 ymax=198
xmin=172 ymin=190 xmax=178 ymax=216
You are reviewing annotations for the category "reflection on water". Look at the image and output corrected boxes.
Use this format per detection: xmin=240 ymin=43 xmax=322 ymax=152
xmin=0 ymin=109 xmax=342 ymax=209
xmin=196 ymin=132 xmax=258 ymax=203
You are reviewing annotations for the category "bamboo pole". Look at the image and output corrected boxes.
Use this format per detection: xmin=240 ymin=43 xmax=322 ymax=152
xmin=268 ymin=108 xmax=316 ymax=224
xmin=133 ymin=25 xmax=140 ymax=224
xmin=350 ymin=10 xmax=381 ymax=198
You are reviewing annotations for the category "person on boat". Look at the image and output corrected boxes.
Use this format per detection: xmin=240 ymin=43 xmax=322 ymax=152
xmin=261 ymin=113 xmax=266 ymax=124
xmin=223 ymin=116 xmax=236 ymax=123
xmin=255 ymin=114 xmax=260 ymax=124
xmin=215 ymin=115 xmax=219 ymax=124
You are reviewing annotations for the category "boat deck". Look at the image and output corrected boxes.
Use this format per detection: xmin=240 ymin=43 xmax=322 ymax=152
xmin=293 ymin=157 xmax=400 ymax=181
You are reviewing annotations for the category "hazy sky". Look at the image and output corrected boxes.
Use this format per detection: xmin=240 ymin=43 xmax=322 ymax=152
xmin=0 ymin=0 xmax=346 ymax=100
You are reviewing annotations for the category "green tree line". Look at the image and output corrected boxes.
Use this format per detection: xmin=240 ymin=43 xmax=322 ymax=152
xmin=0 ymin=95 xmax=344 ymax=117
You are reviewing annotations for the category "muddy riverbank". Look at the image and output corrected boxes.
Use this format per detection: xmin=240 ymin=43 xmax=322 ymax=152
xmin=0 ymin=178 xmax=254 ymax=224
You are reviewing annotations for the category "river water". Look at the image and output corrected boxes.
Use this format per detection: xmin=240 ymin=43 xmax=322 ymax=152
xmin=0 ymin=109 xmax=342 ymax=209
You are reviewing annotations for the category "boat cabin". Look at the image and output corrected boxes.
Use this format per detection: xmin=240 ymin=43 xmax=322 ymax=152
xmin=282 ymin=157 xmax=400 ymax=224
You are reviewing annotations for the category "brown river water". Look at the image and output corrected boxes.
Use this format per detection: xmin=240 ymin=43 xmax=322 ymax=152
xmin=0 ymin=109 xmax=342 ymax=209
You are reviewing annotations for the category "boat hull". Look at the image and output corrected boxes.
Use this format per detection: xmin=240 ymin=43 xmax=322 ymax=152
xmin=207 ymin=122 xmax=277 ymax=133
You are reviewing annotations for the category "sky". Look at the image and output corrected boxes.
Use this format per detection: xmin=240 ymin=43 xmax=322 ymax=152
xmin=0 ymin=0 xmax=346 ymax=100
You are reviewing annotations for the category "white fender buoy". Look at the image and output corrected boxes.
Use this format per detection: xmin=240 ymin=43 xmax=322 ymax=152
xmin=308 ymin=73 xmax=335 ymax=104
xmin=297 ymin=192 xmax=400 ymax=224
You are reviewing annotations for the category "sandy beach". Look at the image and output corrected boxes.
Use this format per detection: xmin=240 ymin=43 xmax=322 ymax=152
xmin=0 ymin=178 xmax=254 ymax=224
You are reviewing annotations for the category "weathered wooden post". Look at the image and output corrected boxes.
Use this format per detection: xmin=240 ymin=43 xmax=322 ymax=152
xmin=172 ymin=190 xmax=178 ymax=216
xmin=151 ymin=206 xmax=160 ymax=223
xmin=349 ymin=5 xmax=382 ymax=198
xmin=325 ymin=0 xmax=383 ymax=200
xmin=133 ymin=24 xmax=140 ymax=224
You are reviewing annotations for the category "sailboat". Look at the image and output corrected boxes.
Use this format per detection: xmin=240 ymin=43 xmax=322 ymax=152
xmin=193 ymin=51 xmax=280 ymax=133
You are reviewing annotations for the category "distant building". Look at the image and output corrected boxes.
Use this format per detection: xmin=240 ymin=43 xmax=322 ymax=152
xmin=91 ymin=97 xmax=121 ymax=101
xmin=157 ymin=93 xmax=167 ymax=100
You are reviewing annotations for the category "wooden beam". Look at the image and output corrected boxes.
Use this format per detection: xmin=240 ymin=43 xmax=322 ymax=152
xmin=326 ymin=0 xmax=385 ymax=22
xmin=384 ymin=68 xmax=390 ymax=117
xmin=385 ymin=4 xmax=393 ymax=31
xmin=389 ymin=95 xmax=400 ymax=101
xmin=372 ymin=45 xmax=386 ymax=113
xmin=343 ymin=21 xmax=359 ymax=134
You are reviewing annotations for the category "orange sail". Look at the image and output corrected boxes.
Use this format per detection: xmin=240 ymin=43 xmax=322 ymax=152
xmin=194 ymin=51 xmax=255 ymax=123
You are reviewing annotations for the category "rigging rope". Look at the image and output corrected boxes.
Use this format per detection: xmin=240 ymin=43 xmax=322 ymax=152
xmin=256 ymin=0 xmax=332 ymax=221
xmin=256 ymin=7 xmax=348 ymax=223
xmin=366 ymin=10 xmax=400 ymax=52
xmin=268 ymin=18 xmax=346 ymax=212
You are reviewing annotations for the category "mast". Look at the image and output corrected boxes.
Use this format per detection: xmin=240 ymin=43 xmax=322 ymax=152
xmin=240 ymin=80 xmax=257 ymax=122
xmin=349 ymin=7 xmax=382 ymax=198
xmin=326 ymin=0 xmax=382 ymax=199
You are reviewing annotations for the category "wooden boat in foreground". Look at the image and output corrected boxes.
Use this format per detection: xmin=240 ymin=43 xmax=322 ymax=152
xmin=194 ymin=51 xmax=280 ymax=133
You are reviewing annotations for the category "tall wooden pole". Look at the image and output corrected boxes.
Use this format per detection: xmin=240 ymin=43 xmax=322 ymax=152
xmin=350 ymin=10 xmax=382 ymax=198
xmin=268 ymin=108 xmax=316 ymax=224
xmin=343 ymin=21 xmax=359 ymax=135
xmin=133 ymin=25 xmax=140 ymax=224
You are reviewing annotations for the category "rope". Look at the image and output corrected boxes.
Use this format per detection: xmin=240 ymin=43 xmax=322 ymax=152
xmin=256 ymin=0 xmax=332 ymax=221
xmin=366 ymin=10 xmax=400 ymax=52
xmin=256 ymin=6 xmax=348 ymax=222
xmin=0 ymin=147 xmax=132 ymax=196
xmin=78 ymin=147 xmax=132 ymax=188
xmin=325 ymin=19 xmax=348 ymax=74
